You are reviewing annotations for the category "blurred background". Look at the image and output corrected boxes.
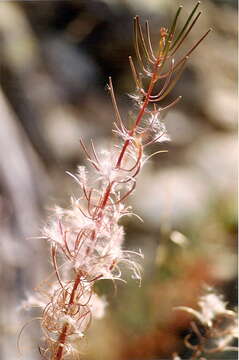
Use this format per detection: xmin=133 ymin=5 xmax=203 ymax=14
xmin=0 ymin=0 xmax=237 ymax=359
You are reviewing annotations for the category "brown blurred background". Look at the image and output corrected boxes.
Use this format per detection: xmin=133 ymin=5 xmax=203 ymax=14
xmin=0 ymin=0 xmax=237 ymax=359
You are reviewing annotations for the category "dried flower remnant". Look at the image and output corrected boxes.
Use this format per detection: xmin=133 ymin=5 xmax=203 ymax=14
xmin=23 ymin=3 xmax=211 ymax=359
xmin=174 ymin=289 xmax=238 ymax=359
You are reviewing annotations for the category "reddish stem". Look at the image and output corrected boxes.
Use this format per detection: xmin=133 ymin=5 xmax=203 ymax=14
xmin=100 ymin=182 xmax=113 ymax=209
xmin=116 ymin=55 xmax=162 ymax=169
xmin=54 ymin=324 xmax=68 ymax=360
xmin=54 ymin=272 xmax=82 ymax=360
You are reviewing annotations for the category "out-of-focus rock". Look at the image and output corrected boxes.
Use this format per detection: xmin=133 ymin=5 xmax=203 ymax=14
xmin=43 ymin=36 xmax=100 ymax=100
xmin=133 ymin=166 xmax=210 ymax=228
xmin=186 ymin=134 xmax=237 ymax=194
xmin=42 ymin=105 xmax=93 ymax=161
xmin=189 ymin=2 xmax=237 ymax=130
xmin=204 ymin=87 xmax=237 ymax=130
xmin=0 ymin=2 xmax=39 ymax=73
xmin=165 ymin=110 xmax=203 ymax=145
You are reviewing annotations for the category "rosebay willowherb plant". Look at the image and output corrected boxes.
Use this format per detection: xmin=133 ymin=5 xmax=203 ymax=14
xmin=173 ymin=288 xmax=238 ymax=359
xmin=23 ymin=3 xmax=212 ymax=359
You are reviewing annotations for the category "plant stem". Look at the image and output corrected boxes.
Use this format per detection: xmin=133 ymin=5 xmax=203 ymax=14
xmin=54 ymin=272 xmax=82 ymax=360
xmin=116 ymin=55 xmax=162 ymax=169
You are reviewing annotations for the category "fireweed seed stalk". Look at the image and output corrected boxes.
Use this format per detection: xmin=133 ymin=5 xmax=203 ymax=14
xmin=21 ymin=3 xmax=211 ymax=360
xmin=173 ymin=288 xmax=238 ymax=359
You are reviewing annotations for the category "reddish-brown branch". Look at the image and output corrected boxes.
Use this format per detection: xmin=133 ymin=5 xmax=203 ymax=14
xmin=54 ymin=323 xmax=68 ymax=360
xmin=100 ymin=182 xmax=114 ymax=209
xmin=38 ymin=9 xmax=211 ymax=360
xmin=116 ymin=53 xmax=162 ymax=169
xmin=54 ymin=272 xmax=82 ymax=360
